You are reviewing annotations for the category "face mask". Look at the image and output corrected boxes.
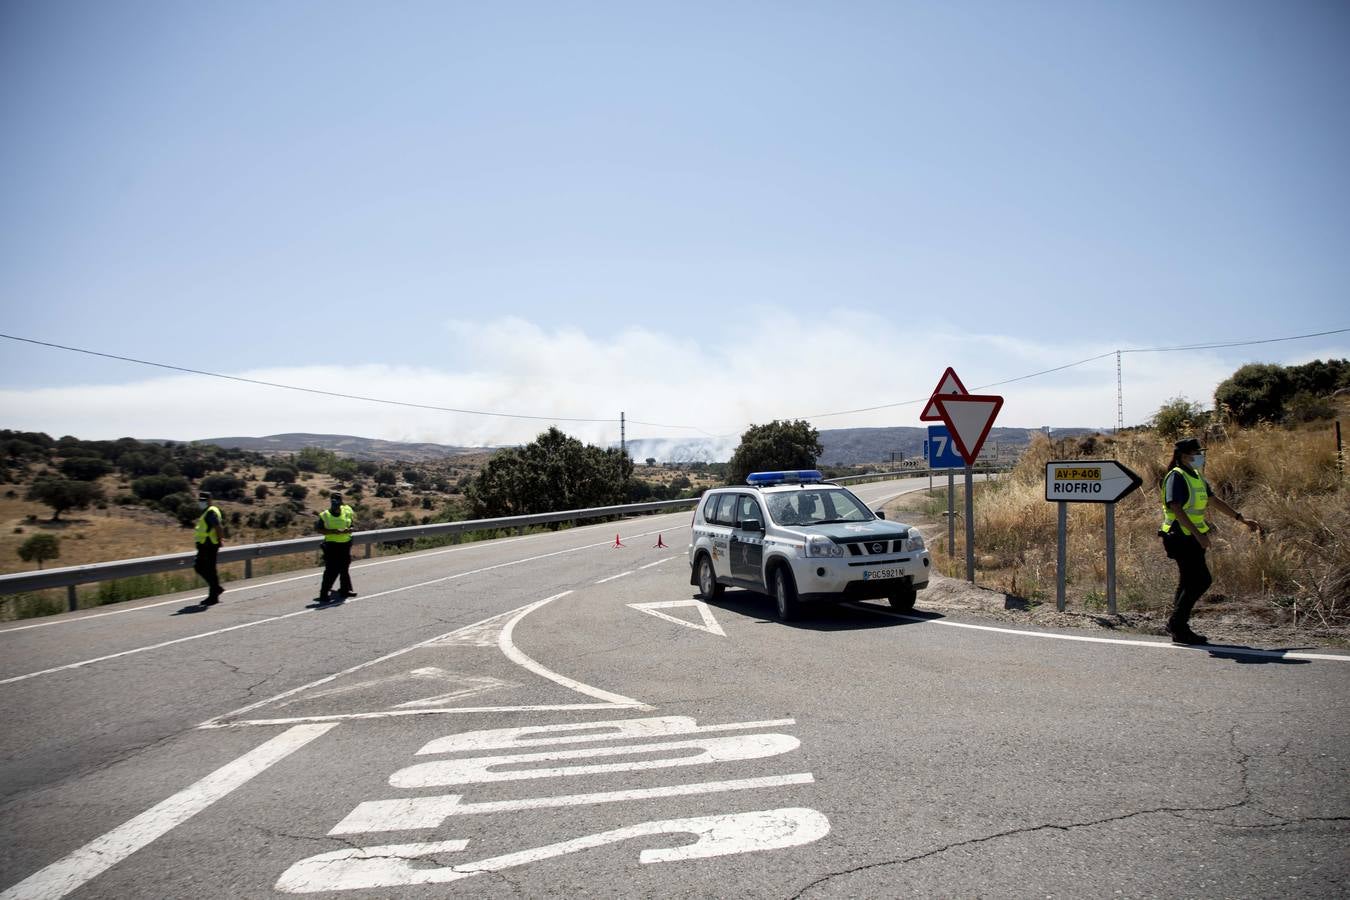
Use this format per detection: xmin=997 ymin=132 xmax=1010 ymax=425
xmin=199 ymin=501 xmax=208 ymax=510
xmin=1190 ymin=453 xmax=1205 ymax=470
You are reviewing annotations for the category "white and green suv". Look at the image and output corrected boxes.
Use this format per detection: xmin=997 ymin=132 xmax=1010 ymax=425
xmin=688 ymin=470 xmax=930 ymax=621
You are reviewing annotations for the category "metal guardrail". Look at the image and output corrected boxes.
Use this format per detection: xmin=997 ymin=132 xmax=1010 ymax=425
xmin=0 ymin=497 xmax=700 ymax=610
xmin=0 ymin=467 xmax=1004 ymax=611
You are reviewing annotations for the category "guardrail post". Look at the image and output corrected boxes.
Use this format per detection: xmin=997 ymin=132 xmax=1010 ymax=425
xmin=245 ymin=559 xmax=253 ymax=579
xmin=364 ymin=542 xmax=373 ymax=558
xmin=67 ymin=585 xmax=78 ymax=612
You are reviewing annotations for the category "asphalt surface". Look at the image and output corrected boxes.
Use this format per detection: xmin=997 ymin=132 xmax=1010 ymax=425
xmin=2 ymin=478 xmax=1347 ymax=899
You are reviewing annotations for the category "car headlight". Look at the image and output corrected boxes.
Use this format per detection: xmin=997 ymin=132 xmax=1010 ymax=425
xmin=904 ymin=532 xmax=925 ymax=552
xmin=805 ymin=535 xmax=844 ymax=558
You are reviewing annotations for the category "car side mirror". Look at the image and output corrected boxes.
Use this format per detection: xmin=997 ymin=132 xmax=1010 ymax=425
xmin=875 ymin=510 xmax=886 ymax=519
xmin=740 ymin=518 xmax=763 ymax=533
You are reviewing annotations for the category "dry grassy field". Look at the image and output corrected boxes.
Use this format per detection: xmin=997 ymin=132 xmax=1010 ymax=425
xmin=903 ymin=421 xmax=1348 ymax=645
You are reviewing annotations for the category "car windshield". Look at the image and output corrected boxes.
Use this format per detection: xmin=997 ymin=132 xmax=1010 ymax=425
xmin=766 ymin=488 xmax=873 ymax=526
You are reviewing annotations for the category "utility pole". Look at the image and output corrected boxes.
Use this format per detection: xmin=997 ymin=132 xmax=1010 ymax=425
xmin=620 ymin=411 xmax=626 ymax=459
xmin=1116 ymin=350 xmax=1124 ymax=433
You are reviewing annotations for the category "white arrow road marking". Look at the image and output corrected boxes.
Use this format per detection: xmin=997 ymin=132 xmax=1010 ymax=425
xmin=0 ymin=723 xmax=336 ymax=900
xmin=329 ymin=773 xmax=816 ymax=833
xmin=277 ymin=808 xmax=831 ymax=893
xmin=628 ymin=600 xmax=726 ymax=636
xmin=416 ymin=716 xmax=794 ymax=755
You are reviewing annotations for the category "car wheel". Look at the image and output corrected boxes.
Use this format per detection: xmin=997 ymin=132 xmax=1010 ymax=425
xmin=888 ymin=585 xmax=917 ymax=611
xmin=697 ymin=554 xmax=724 ymax=599
xmin=773 ymin=567 xmax=799 ymax=622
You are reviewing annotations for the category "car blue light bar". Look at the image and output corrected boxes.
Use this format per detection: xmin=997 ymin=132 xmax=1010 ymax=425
xmin=746 ymin=470 xmax=824 ymax=486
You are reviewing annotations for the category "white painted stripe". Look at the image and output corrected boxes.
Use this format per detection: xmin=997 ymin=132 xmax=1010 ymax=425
xmin=846 ymin=602 xmax=1350 ymax=662
xmin=206 ymin=704 xmax=645 ymax=729
xmin=3 ymin=526 xmax=695 ymax=687
xmin=639 ymin=556 xmax=678 ymax=570
xmin=497 ymin=593 xmax=654 ymax=710
xmin=0 ymin=513 xmax=696 ymax=635
xmin=595 ymin=570 xmax=633 ymax=584
xmin=0 ymin=723 xmax=335 ymax=900
xmin=330 ymin=773 xmax=815 ymax=833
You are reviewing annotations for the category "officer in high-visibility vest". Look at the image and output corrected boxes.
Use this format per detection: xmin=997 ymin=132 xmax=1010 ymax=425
xmin=1159 ymin=437 xmax=1261 ymax=644
xmin=315 ymin=492 xmax=357 ymax=604
xmin=194 ymin=491 xmax=226 ymax=607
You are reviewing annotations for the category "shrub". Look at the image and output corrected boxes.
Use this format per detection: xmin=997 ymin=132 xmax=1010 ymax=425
xmin=60 ymin=456 xmax=113 ymax=481
xmin=132 ymin=474 xmax=190 ymax=502
xmin=200 ymin=474 xmax=245 ymax=500
xmin=26 ymin=478 xmax=104 ymax=520
xmin=255 ymin=484 xmax=270 ymax=500
xmin=17 ymin=533 xmax=60 ymax=568
xmin=283 ymin=484 xmax=308 ymax=501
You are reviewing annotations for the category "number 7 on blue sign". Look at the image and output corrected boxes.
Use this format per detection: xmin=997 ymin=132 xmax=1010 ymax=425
xmin=926 ymin=425 xmax=964 ymax=469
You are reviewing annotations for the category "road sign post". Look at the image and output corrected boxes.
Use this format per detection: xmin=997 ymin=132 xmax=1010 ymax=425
xmin=1045 ymin=460 xmax=1143 ymax=614
xmin=933 ymin=392 xmax=1004 ymax=583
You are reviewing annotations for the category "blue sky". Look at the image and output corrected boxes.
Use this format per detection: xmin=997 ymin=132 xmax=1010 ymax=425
xmin=2 ymin=1 xmax=1347 ymax=449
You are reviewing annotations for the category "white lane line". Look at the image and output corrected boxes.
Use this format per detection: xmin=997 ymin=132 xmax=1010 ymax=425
xmin=197 ymin=604 xmax=541 ymax=727
xmin=0 ymin=513 xmax=697 ymax=635
xmin=331 ymin=773 xmax=816 ymax=833
xmin=210 ymin=704 xmax=644 ymax=729
xmin=846 ymin=602 xmax=1350 ymax=663
xmin=498 ymin=593 xmax=654 ymax=710
xmin=0 ymin=723 xmax=336 ymax=900
xmin=595 ymin=571 xmax=633 ymax=584
xmin=3 ymin=525 xmax=692 ymax=687
xmin=639 ymin=556 xmax=679 ymax=570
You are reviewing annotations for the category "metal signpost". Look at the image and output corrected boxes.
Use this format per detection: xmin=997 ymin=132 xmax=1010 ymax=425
xmin=1044 ymin=459 xmax=1144 ymax=613
xmin=923 ymin=370 xmax=1003 ymax=583
xmin=925 ymin=425 xmax=965 ymax=550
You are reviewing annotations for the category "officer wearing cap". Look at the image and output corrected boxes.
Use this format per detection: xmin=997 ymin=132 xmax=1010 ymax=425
xmin=193 ymin=491 xmax=226 ymax=606
xmin=315 ymin=491 xmax=357 ymax=604
xmin=1159 ymin=437 xmax=1262 ymax=644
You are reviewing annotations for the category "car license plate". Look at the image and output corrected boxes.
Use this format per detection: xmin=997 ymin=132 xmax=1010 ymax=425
xmin=862 ymin=568 xmax=902 ymax=581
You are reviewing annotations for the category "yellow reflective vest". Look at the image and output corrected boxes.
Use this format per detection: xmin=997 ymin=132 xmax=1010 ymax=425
xmin=319 ymin=505 xmax=355 ymax=543
xmin=194 ymin=505 xmax=223 ymax=545
xmin=1160 ymin=466 xmax=1209 ymax=536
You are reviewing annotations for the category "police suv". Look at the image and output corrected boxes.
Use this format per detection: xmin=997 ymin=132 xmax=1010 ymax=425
xmin=689 ymin=470 xmax=930 ymax=621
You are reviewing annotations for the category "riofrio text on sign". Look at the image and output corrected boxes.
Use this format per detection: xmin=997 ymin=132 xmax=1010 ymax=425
xmin=1051 ymin=467 xmax=1104 ymax=496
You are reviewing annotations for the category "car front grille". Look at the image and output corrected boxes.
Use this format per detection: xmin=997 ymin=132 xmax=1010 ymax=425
xmin=840 ymin=539 xmax=905 ymax=556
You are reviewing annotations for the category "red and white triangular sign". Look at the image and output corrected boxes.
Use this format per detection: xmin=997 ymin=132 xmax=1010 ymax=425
xmin=933 ymin=394 xmax=1003 ymax=465
xmin=920 ymin=367 xmax=969 ymax=421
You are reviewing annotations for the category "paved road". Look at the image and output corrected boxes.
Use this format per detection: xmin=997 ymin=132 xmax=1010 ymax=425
xmin=2 ymin=479 xmax=1347 ymax=898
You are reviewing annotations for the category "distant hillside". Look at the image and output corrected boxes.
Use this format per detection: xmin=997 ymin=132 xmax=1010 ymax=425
xmin=200 ymin=433 xmax=489 ymax=462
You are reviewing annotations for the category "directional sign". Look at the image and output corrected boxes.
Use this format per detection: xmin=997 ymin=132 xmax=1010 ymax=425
xmin=925 ymin=425 xmax=965 ymax=469
xmin=1044 ymin=460 xmax=1143 ymax=503
xmin=933 ymin=394 xmax=1003 ymax=466
xmin=920 ymin=366 xmax=970 ymax=421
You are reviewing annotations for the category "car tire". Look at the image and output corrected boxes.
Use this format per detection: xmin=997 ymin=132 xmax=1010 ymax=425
xmin=697 ymin=554 xmax=724 ymax=600
xmin=888 ymin=585 xmax=918 ymax=611
xmin=773 ymin=566 xmax=799 ymax=623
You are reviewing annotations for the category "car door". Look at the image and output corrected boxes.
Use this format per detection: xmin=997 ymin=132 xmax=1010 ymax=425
xmin=729 ymin=493 xmax=766 ymax=586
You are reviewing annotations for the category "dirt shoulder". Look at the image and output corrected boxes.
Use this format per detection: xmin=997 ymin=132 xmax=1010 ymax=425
xmin=881 ymin=492 xmax=1350 ymax=652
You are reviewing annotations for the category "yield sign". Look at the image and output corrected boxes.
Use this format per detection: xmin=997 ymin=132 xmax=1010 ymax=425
xmin=627 ymin=600 xmax=726 ymax=637
xmin=933 ymin=394 xmax=1003 ymax=466
xmin=920 ymin=366 xmax=970 ymax=421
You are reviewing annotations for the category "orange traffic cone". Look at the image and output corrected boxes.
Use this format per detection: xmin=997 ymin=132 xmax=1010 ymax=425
xmin=653 ymin=534 xmax=668 ymax=549
xmin=612 ymin=533 xmax=626 ymax=548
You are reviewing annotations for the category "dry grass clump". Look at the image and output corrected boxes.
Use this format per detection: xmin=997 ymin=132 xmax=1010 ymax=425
xmin=935 ymin=424 xmax=1349 ymax=631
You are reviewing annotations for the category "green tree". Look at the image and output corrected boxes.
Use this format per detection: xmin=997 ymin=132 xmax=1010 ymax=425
xmin=200 ymin=473 xmax=246 ymax=500
xmin=293 ymin=447 xmax=339 ymax=473
xmin=17 ymin=533 xmax=60 ymax=569
xmin=1214 ymin=363 xmax=1292 ymax=426
xmin=159 ymin=492 xmax=202 ymax=527
xmin=60 ymin=455 xmax=113 ymax=481
xmin=1149 ymin=396 xmax=1208 ymax=441
xmin=468 ymin=427 xmax=633 ymax=518
xmin=727 ymin=420 xmax=823 ymax=485
xmin=132 ymin=474 xmax=191 ymax=502
xmin=264 ymin=466 xmax=298 ymax=485
xmin=26 ymin=477 xmax=104 ymax=520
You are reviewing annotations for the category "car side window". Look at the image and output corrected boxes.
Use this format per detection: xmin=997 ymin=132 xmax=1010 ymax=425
xmin=737 ymin=495 xmax=761 ymax=525
xmin=702 ymin=495 xmax=720 ymax=523
xmin=714 ymin=494 xmax=738 ymax=525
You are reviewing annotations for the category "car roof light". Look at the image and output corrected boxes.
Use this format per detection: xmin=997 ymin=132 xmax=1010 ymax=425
xmin=746 ymin=470 xmax=825 ymax=486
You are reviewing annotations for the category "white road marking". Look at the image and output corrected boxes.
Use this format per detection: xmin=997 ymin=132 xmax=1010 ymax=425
xmin=846 ymin=602 xmax=1350 ymax=662
xmin=0 ymin=513 xmax=696 ymax=635
xmin=497 ymin=593 xmax=654 ymax=710
xmin=639 ymin=555 xmax=679 ymax=570
xmin=3 ymin=529 xmax=690 ymax=687
xmin=276 ymin=808 xmax=830 ymax=892
xmin=389 ymin=734 xmax=800 ymax=788
xmin=330 ymin=773 xmax=816 ymax=833
xmin=628 ymin=600 xmax=726 ymax=637
xmin=417 ymin=716 xmax=795 ymax=755
xmin=0 ymin=723 xmax=336 ymax=900
xmin=212 ymin=703 xmax=640 ymax=729
xmin=595 ymin=570 xmax=633 ymax=584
